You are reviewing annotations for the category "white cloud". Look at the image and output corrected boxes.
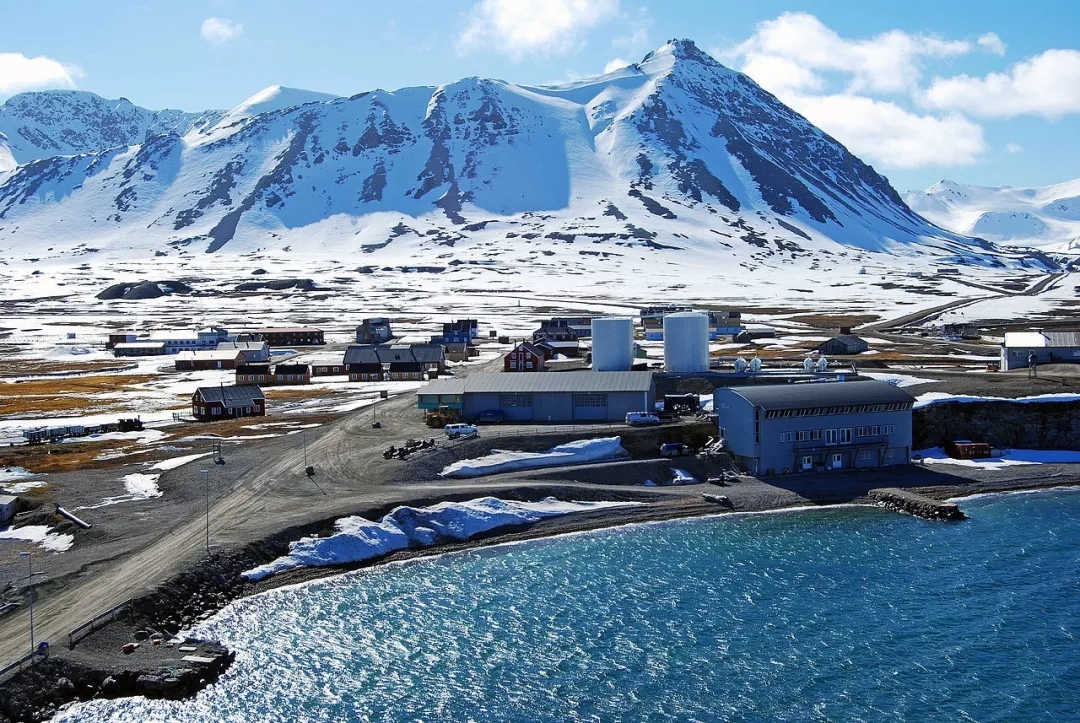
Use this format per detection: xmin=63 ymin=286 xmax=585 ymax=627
xmin=603 ymin=57 xmax=630 ymax=74
xmin=977 ymin=32 xmax=1006 ymax=56
xmin=458 ymin=0 xmax=619 ymax=60
xmin=1005 ymin=142 xmax=1023 ymax=154
xmin=730 ymin=12 xmax=970 ymax=95
xmin=922 ymin=49 xmax=1080 ymax=119
xmin=201 ymin=17 xmax=243 ymax=46
xmin=740 ymin=53 xmax=823 ymax=96
xmin=0 ymin=52 xmax=83 ymax=99
xmin=788 ymin=94 xmax=986 ymax=168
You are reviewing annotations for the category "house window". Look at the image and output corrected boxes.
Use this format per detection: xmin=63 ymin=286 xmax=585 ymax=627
xmin=277 ymin=375 xmax=284 ymax=381
xmin=526 ymin=361 xmax=533 ymax=369
xmin=254 ymin=405 xmax=261 ymax=412
xmin=212 ymin=407 xmax=220 ymax=415
xmin=831 ymin=453 xmax=843 ymax=468
xmin=287 ymin=375 xmax=294 ymax=381
xmin=888 ymin=425 xmax=895 ymax=435
xmin=801 ymin=455 xmax=813 ymax=470
xmin=825 ymin=429 xmax=837 ymax=445
xmin=245 ymin=407 xmax=251 ymax=414
xmin=871 ymin=425 xmax=881 ymax=436
xmin=333 ymin=366 xmax=340 ymax=372
xmin=811 ymin=430 xmax=822 ymax=441
xmin=780 ymin=432 xmax=786 ymax=443
xmin=860 ymin=450 xmax=872 ymax=461
xmin=796 ymin=431 xmax=807 ymax=442
xmin=840 ymin=428 xmax=852 ymax=444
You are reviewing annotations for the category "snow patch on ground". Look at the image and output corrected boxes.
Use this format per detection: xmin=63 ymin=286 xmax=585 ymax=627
xmin=1 ymin=467 xmax=46 ymax=493
xmin=915 ymin=391 xmax=1080 ymax=408
xmin=122 ymin=473 xmax=162 ymax=498
xmin=150 ymin=453 xmax=212 ymax=471
xmin=917 ymin=447 xmax=1080 ymax=471
xmin=440 ymin=437 xmax=627 ymax=478
xmin=643 ymin=468 xmax=701 ymax=486
xmin=0 ymin=524 xmax=75 ymax=552
xmin=863 ymin=372 xmax=940 ymax=388
xmin=243 ymin=497 xmax=639 ymax=581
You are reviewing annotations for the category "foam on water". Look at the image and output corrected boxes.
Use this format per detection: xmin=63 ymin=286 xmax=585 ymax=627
xmin=54 ymin=490 xmax=1080 ymax=722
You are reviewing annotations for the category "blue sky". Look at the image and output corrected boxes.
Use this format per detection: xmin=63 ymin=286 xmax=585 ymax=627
xmin=2 ymin=0 xmax=1078 ymax=192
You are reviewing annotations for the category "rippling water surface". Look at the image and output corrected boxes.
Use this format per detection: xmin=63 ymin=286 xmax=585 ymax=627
xmin=59 ymin=490 xmax=1080 ymax=722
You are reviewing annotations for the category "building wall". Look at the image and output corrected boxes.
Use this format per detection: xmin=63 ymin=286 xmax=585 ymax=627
xmin=191 ymin=398 xmax=266 ymax=421
xmin=715 ymin=389 xmax=912 ymax=475
xmin=1001 ymin=345 xmax=1080 ymax=370
xmin=461 ymin=389 xmax=652 ymax=422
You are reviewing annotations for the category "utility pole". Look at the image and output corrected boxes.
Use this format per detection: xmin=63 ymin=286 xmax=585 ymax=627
xmin=200 ymin=469 xmax=210 ymax=556
xmin=18 ymin=552 xmax=34 ymax=657
xmin=303 ymin=430 xmax=308 ymax=468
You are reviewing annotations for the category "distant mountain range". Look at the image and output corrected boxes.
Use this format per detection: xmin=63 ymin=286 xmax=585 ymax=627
xmin=905 ymin=179 xmax=1080 ymax=254
xmin=0 ymin=40 xmax=1055 ymax=273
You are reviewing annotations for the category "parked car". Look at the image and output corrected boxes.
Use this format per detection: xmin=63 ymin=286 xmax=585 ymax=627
xmin=444 ymin=423 xmax=478 ymax=439
xmin=659 ymin=442 xmax=691 ymax=457
xmin=477 ymin=409 xmax=505 ymax=424
xmin=625 ymin=412 xmax=661 ymax=426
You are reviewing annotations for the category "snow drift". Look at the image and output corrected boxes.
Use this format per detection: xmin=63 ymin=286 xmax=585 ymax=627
xmin=439 ymin=437 xmax=628 ymax=478
xmin=243 ymin=496 xmax=638 ymax=581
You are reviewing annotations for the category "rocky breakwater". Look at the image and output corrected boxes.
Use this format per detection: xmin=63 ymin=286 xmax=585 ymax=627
xmin=0 ymin=640 xmax=233 ymax=722
xmin=869 ymin=488 xmax=966 ymax=521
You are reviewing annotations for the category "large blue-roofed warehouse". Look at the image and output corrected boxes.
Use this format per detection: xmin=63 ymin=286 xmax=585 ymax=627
xmin=416 ymin=372 xmax=656 ymax=423
xmin=714 ymin=380 xmax=916 ymax=476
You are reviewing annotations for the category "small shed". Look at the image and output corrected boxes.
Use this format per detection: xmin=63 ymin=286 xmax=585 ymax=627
xmin=945 ymin=440 xmax=992 ymax=460
xmin=0 ymin=495 xmax=18 ymax=526
xmin=818 ymin=335 xmax=869 ymax=356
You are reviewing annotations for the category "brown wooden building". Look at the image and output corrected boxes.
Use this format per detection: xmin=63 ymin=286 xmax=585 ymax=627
xmin=191 ymin=385 xmax=266 ymax=421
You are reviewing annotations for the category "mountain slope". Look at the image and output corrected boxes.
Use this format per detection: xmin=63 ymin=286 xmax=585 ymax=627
xmin=0 ymin=41 xmax=1049 ymax=275
xmin=0 ymin=90 xmax=223 ymax=172
xmin=906 ymin=179 xmax=1080 ymax=253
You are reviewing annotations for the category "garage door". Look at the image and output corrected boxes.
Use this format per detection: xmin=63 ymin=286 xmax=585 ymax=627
xmin=572 ymin=393 xmax=608 ymax=421
xmin=498 ymin=393 xmax=534 ymax=421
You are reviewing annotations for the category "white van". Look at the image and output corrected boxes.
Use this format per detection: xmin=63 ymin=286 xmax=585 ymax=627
xmin=625 ymin=412 xmax=661 ymax=426
xmin=444 ymin=423 xmax=478 ymax=439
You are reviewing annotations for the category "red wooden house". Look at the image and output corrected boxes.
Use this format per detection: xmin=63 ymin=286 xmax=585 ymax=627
xmin=504 ymin=341 xmax=551 ymax=372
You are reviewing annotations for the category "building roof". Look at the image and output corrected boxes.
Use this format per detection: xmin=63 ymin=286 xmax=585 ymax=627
xmin=510 ymin=341 xmax=546 ymax=357
xmin=149 ymin=330 xmax=201 ymax=341
xmin=719 ymin=380 xmax=915 ymax=410
xmin=175 ymin=349 xmax=245 ymax=362
xmin=236 ymin=364 xmax=271 ymax=374
xmin=194 ymin=385 xmax=265 ymax=404
xmin=822 ymin=335 xmax=868 ymax=348
xmin=274 ymin=364 xmax=309 ymax=374
xmin=218 ymin=341 xmax=268 ymax=351
xmin=344 ymin=344 xmax=445 ymax=365
xmin=1004 ymin=331 xmax=1080 ymax=348
xmin=0 ymin=495 xmax=18 ymax=505
xmin=417 ymin=371 xmax=655 ymax=396
xmin=536 ymin=339 xmax=579 ymax=350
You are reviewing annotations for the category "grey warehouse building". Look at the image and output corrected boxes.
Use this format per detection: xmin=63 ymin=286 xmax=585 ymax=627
xmin=714 ymin=380 xmax=916 ymax=476
xmin=416 ymin=371 xmax=656 ymax=423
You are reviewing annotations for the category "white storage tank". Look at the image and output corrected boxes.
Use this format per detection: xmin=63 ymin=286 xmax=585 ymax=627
xmin=592 ymin=317 xmax=634 ymax=371
xmin=664 ymin=312 xmax=709 ymax=372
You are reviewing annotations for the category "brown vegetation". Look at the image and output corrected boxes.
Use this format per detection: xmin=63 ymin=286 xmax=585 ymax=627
xmin=0 ymin=374 xmax=156 ymax=417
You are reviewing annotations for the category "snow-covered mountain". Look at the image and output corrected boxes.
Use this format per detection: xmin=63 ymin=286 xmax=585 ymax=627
xmin=0 ymin=40 xmax=1050 ymax=274
xmin=0 ymin=90 xmax=224 ymax=172
xmin=906 ymin=179 xmax=1080 ymax=253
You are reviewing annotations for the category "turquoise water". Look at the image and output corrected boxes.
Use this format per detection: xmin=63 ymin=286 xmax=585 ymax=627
xmin=59 ymin=490 xmax=1080 ymax=722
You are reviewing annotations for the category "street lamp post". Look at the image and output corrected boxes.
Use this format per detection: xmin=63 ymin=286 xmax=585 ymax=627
xmin=200 ymin=468 xmax=210 ymax=556
xmin=17 ymin=552 xmax=34 ymax=657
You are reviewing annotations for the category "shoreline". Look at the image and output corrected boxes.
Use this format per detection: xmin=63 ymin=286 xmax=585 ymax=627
xmin=2 ymin=474 xmax=1077 ymax=721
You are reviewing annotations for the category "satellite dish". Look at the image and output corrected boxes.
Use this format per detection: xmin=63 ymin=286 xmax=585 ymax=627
xmin=733 ymin=357 xmax=748 ymax=373
xmin=815 ymin=356 xmax=829 ymax=372
xmin=749 ymin=357 xmax=762 ymax=373
xmin=803 ymin=357 xmax=815 ymax=372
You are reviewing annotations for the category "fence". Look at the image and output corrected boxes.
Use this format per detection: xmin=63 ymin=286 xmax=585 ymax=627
xmin=67 ymin=598 xmax=134 ymax=649
xmin=0 ymin=650 xmax=40 ymax=682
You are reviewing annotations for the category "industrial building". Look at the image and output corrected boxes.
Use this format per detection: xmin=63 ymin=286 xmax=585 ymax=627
xmin=714 ymin=380 xmax=915 ymax=476
xmin=416 ymin=371 xmax=656 ymax=423
xmin=1000 ymin=331 xmax=1080 ymax=370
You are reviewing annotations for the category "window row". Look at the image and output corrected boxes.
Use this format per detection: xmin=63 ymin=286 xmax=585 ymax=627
xmin=764 ymin=402 xmax=912 ymax=419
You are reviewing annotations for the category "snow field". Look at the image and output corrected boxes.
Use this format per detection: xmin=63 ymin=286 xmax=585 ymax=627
xmin=439 ymin=437 xmax=628 ymax=478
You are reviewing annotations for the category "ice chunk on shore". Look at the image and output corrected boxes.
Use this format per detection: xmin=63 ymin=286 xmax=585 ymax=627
xmin=440 ymin=437 xmax=628 ymax=478
xmin=243 ymin=497 xmax=639 ymax=581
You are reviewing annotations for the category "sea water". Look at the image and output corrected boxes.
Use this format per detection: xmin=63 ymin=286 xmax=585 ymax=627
xmin=57 ymin=489 xmax=1080 ymax=722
